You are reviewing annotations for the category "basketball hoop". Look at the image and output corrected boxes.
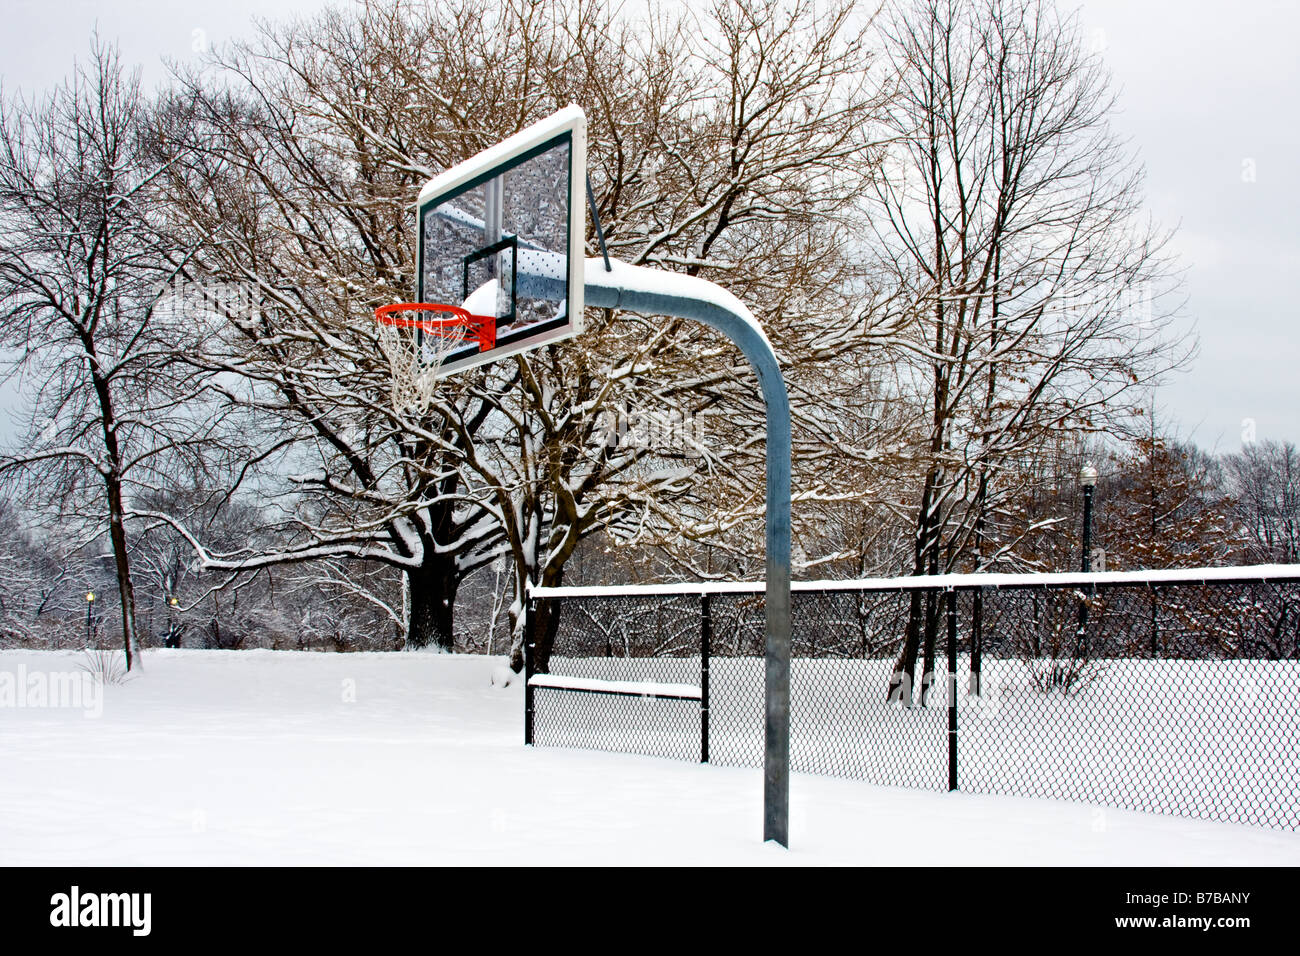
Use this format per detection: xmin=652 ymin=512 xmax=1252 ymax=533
xmin=372 ymin=303 xmax=496 ymax=415
xmin=373 ymin=303 xmax=496 ymax=350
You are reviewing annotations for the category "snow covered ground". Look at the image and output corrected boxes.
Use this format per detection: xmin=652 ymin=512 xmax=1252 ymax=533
xmin=534 ymin=655 xmax=1300 ymax=828
xmin=1 ymin=648 xmax=1295 ymax=866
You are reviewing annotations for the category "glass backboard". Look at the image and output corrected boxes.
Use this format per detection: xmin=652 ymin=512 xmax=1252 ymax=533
xmin=415 ymin=106 xmax=586 ymax=376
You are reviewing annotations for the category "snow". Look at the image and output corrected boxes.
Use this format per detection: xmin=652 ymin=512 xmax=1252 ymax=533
xmin=530 ymin=563 xmax=1300 ymax=599
xmin=584 ymin=257 xmax=772 ymax=350
xmin=1 ymin=648 xmax=1295 ymax=865
xmin=534 ymin=655 xmax=1299 ymax=830
xmin=461 ymin=279 xmax=499 ymax=317
xmin=529 ymin=673 xmax=702 ymax=699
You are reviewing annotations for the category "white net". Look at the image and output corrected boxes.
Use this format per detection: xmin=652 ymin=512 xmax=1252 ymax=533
xmin=375 ymin=310 xmax=470 ymax=416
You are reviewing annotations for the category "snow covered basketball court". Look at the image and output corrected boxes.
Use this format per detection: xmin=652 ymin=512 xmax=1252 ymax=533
xmin=1 ymin=648 xmax=1294 ymax=866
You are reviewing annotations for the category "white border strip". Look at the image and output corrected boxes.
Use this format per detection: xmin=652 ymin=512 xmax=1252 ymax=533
xmin=529 ymin=564 xmax=1300 ymax=599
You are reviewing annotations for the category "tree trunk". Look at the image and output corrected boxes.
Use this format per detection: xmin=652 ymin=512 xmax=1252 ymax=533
xmin=524 ymin=595 xmax=564 ymax=675
xmin=92 ymin=362 xmax=141 ymax=671
xmin=889 ymin=591 xmax=924 ymax=706
xmin=969 ymin=586 xmax=984 ymax=696
xmin=1149 ymin=589 xmax=1159 ymax=657
xmin=104 ymin=474 xmax=141 ymax=670
xmin=919 ymin=591 xmax=940 ymax=707
xmin=405 ymin=559 xmax=459 ymax=651
xmin=519 ymin=559 xmax=568 ymax=674
xmin=889 ymin=469 xmax=942 ymax=703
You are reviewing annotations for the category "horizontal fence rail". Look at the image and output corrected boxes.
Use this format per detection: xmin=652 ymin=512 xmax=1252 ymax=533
xmin=526 ymin=566 xmax=1300 ymax=830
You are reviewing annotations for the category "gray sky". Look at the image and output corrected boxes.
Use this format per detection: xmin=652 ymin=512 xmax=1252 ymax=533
xmin=1074 ymin=0 xmax=1300 ymax=451
xmin=2 ymin=0 xmax=1297 ymax=450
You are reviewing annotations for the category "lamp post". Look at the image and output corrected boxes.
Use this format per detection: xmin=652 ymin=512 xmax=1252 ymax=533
xmin=167 ymin=595 xmax=180 ymax=648
xmin=85 ymin=590 xmax=95 ymax=645
xmin=1076 ymin=465 xmax=1098 ymax=656
xmin=1079 ymin=464 xmax=1097 ymax=572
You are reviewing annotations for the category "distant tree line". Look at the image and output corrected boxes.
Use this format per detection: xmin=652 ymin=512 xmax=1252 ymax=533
xmin=4 ymin=429 xmax=1292 ymax=653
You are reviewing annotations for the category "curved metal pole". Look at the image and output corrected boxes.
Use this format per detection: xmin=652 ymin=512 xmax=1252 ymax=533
xmin=585 ymin=260 xmax=791 ymax=847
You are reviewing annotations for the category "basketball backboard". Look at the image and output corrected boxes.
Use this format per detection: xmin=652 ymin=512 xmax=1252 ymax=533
xmin=414 ymin=106 xmax=586 ymax=376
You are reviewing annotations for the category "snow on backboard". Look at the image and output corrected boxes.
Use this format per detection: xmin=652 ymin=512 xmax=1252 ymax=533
xmin=416 ymin=106 xmax=586 ymax=377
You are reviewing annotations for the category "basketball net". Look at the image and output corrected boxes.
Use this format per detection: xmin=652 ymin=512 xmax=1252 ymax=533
xmin=375 ymin=312 xmax=468 ymax=417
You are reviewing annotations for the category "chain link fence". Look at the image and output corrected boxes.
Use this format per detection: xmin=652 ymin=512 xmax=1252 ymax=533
xmin=526 ymin=569 xmax=1300 ymax=830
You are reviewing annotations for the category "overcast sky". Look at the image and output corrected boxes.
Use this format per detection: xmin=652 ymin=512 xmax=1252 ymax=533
xmin=2 ymin=0 xmax=1297 ymax=451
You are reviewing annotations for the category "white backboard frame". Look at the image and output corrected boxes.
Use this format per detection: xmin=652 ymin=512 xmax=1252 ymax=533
xmin=415 ymin=105 xmax=586 ymax=377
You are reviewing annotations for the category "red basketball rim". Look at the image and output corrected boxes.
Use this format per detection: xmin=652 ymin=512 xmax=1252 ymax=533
xmin=373 ymin=302 xmax=495 ymax=350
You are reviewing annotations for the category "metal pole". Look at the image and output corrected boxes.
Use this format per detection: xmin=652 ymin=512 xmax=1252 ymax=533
xmin=524 ymin=597 xmax=536 ymax=747
xmin=1081 ymin=483 xmax=1094 ymax=573
xmin=701 ymin=593 xmax=711 ymax=764
xmin=586 ymin=262 xmax=792 ymax=846
xmin=1077 ymin=483 xmax=1094 ymax=655
xmin=485 ymin=176 xmax=503 ymax=246
xmin=947 ymin=589 xmax=958 ymax=792
xmin=585 ymin=176 xmax=612 ymax=274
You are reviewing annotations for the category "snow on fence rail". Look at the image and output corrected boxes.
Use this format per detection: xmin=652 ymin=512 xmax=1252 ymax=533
xmin=524 ymin=569 xmax=1300 ymax=830
xmin=529 ymin=563 xmax=1300 ymax=598
xmin=527 ymin=673 xmax=702 ymax=700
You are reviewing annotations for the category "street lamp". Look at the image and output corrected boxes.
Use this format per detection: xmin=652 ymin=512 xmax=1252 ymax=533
xmin=1079 ymin=464 xmax=1098 ymax=572
xmin=166 ymin=595 xmax=180 ymax=648
xmin=85 ymin=590 xmax=96 ymax=645
xmin=1076 ymin=464 xmax=1098 ymax=659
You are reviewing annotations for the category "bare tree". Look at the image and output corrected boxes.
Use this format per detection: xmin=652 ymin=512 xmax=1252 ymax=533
xmin=0 ymin=499 xmax=76 ymax=646
xmin=147 ymin=4 xmax=507 ymax=651
xmin=1225 ymin=440 xmax=1300 ymax=565
xmin=146 ymin=0 xmax=894 ymax=667
xmin=870 ymin=0 xmax=1191 ymax=703
xmin=0 ymin=40 xmax=212 ymax=670
xmin=1100 ymin=420 xmax=1238 ymax=572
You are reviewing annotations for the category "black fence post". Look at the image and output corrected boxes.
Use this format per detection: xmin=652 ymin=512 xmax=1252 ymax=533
xmin=524 ymin=596 xmax=536 ymax=747
xmin=1149 ymin=584 xmax=1160 ymax=657
xmin=947 ymin=588 xmax=958 ymax=792
xmin=701 ymin=593 xmax=712 ymax=764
